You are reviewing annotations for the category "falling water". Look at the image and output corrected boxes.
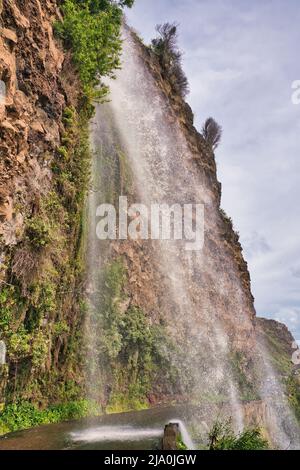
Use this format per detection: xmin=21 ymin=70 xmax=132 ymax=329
xmin=172 ymin=419 xmax=195 ymax=450
xmin=91 ymin=23 xmax=247 ymax=423
xmin=257 ymin=340 xmax=300 ymax=449
xmin=70 ymin=426 xmax=162 ymax=444
xmin=85 ymin=24 xmax=300 ymax=447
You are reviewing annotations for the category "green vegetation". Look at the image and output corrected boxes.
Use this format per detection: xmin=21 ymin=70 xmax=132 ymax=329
xmin=151 ymin=22 xmax=189 ymax=97
xmin=208 ymin=419 xmax=269 ymax=450
xmin=0 ymin=104 xmax=91 ymax=415
xmin=259 ymin=320 xmax=300 ymax=422
xmin=220 ymin=208 xmax=233 ymax=226
xmin=286 ymin=375 xmax=300 ymax=422
xmin=25 ymin=217 xmax=53 ymax=250
xmin=230 ymin=351 xmax=259 ymax=402
xmin=0 ymin=0 xmax=138 ymax=434
xmin=261 ymin=326 xmax=292 ymax=376
xmin=0 ymin=286 xmax=25 ymax=333
xmin=88 ymin=258 xmax=180 ymax=412
xmin=99 ymin=259 xmax=155 ymax=407
xmin=176 ymin=435 xmax=188 ymax=450
xmin=106 ymin=389 xmax=149 ymax=414
xmin=53 ymin=106 xmax=91 ymax=215
xmin=219 ymin=208 xmax=240 ymax=244
xmin=0 ymin=400 xmax=100 ymax=436
xmin=55 ymin=0 xmax=134 ymax=103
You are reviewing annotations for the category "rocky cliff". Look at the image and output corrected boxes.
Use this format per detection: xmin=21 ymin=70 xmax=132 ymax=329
xmin=257 ymin=318 xmax=300 ymax=422
xmin=0 ymin=0 xmax=88 ymax=410
xmin=85 ymin=27 xmax=259 ymax=415
xmin=85 ymin=27 xmax=300 ymax=445
xmin=0 ymin=0 xmax=63 ymax=247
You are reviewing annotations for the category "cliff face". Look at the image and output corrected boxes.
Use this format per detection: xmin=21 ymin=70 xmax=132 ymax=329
xmin=257 ymin=318 xmax=300 ymax=421
xmin=257 ymin=318 xmax=298 ymax=376
xmin=86 ymin=29 xmax=300 ymax=440
xmin=142 ymin=35 xmax=256 ymax=349
xmin=86 ymin=27 xmax=259 ymax=414
xmin=0 ymin=0 xmax=63 ymax=251
xmin=0 ymin=0 xmax=86 ymax=407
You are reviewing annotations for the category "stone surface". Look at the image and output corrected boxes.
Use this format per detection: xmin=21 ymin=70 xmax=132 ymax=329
xmin=0 ymin=0 xmax=83 ymax=407
xmin=162 ymin=423 xmax=180 ymax=450
xmin=0 ymin=0 xmax=65 ymax=252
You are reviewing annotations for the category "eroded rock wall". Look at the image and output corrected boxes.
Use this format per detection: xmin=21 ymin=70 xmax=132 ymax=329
xmin=0 ymin=0 xmax=85 ymax=406
xmin=0 ymin=0 xmax=65 ymax=256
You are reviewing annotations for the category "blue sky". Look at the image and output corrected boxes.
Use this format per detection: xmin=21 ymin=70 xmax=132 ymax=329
xmin=126 ymin=0 xmax=300 ymax=341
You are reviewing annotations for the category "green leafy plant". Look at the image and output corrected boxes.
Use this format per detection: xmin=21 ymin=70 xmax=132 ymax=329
xmin=25 ymin=217 xmax=53 ymax=250
xmin=286 ymin=375 xmax=300 ymax=422
xmin=31 ymin=331 xmax=49 ymax=368
xmin=57 ymin=146 xmax=69 ymax=159
xmin=0 ymin=400 xmax=100 ymax=435
xmin=53 ymin=321 xmax=70 ymax=336
xmin=0 ymin=0 xmax=137 ymax=430
xmin=92 ymin=258 xmax=178 ymax=411
xmin=208 ymin=418 xmax=269 ymax=450
xmin=176 ymin=435 xmax=188 ymax=450
xmin=230 ymin=351 xmax=258 ymax=401
xmin=0 ymin=287 xmax=16 ymax=331
xmin=7 ymin=328 xmax=31 ymax=362
xmin=55 ymin=0 xmax=135 ymax=102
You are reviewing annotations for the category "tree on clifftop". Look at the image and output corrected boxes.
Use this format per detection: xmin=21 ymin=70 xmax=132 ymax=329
xmin=202 ymin=117 xmax=222 ymax=150
xmin=151 ymin=22 xmax=189 ymax=98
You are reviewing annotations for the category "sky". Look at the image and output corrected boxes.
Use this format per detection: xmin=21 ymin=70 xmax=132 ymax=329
xmin=126 ymin=0 xmax=300 ymax=341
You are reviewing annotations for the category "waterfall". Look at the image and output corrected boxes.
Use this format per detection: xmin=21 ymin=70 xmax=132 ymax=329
xmin=92 ymin=23 xmax=246 ymax=423
xmin=257 ymin=341 xmax=300 ymax=449
xmin=173 ymin=419 xmax=195 ymax=450
xmin=84 ymin=24 xmax=300 ymax=447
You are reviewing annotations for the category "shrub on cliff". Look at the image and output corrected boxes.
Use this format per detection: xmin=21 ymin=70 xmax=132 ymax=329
xmin=208 ymin=418 xmax=269 ymax=450
xmin=55 ymin=0 xmax=134 ymax=102
xmin=25 ymin=217 xmax=53 ymax=250
xmin=151 ymin=22 xmax=189 ymax=98
xmin=202 ymin=117 xmax=222 ymax=150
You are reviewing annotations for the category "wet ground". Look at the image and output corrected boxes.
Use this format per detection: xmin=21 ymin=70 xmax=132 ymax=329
xmin=0 ymin=405 xmax=194 ymax=450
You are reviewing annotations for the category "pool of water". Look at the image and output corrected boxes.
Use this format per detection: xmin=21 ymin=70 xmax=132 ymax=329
xmin=0 ymin=405 xmax=194 ymax=450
